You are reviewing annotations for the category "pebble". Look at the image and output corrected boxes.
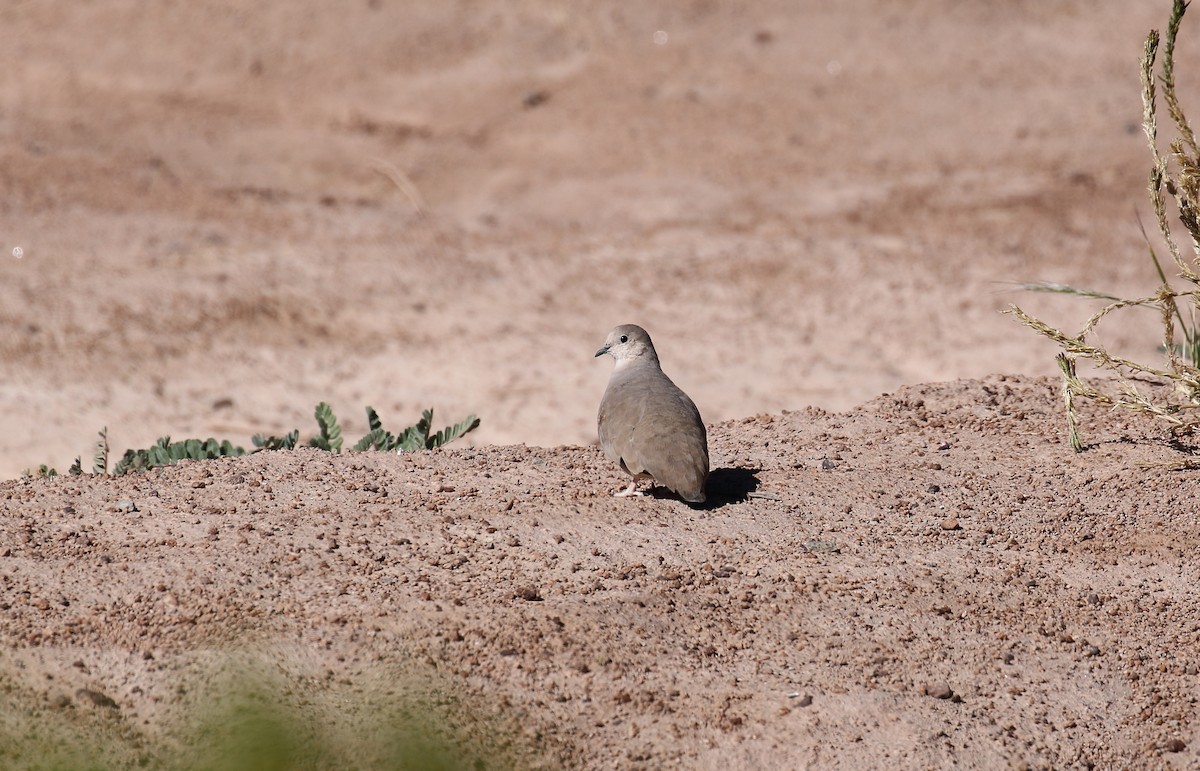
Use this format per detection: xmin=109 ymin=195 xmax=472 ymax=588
xmin=1163 ymin=738 xmax=1186 ymax=753
xmin=927 ymin=682 xmax=954 ymax=700
xmin=76 ymin=688 xmax=118 ymax=709
xmin=940 ymin=517 xmax=960 ymax=531
xmin=515 ymin=586 xmax=543 ymax=602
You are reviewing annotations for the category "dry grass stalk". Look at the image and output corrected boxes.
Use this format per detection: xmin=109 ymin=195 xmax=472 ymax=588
xmin=1009 ymin=0 xmax=1200 ymax=451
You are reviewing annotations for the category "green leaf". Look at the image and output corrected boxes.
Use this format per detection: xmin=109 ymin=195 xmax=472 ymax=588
xmin=429 ymin=415 xmax=480 ymax=449
xmin=309 ymin=402 xmax=342 ymax=452
xmin=387 ymin=408 xmax=480 ymax=452
xmin=254 ymin=430 xmax=299 ymax=451
xmin=395 ymin=424 xmax=426 ymax=452
xmin=113 ymin=449 xmax=142 ymax=476
xmin=352 ymin=428 xmax=386 ymax=452
xmin=353 ymin=407 xmax=393 ymax=451
xmin=109 ymin=436 xmax=246 ymax=475
xmin=93 ymin=427 xmax=109 ymax=476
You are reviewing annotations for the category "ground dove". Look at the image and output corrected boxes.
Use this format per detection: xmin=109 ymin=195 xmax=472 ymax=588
xmin=595 ymin=324 xmax=709 ymax=503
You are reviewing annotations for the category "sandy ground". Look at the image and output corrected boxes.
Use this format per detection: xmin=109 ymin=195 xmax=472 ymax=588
xmin=3 ymin=1 xmax=1200 ymax=768
xmin=4 ymin=376 xmax=1200 ymax=769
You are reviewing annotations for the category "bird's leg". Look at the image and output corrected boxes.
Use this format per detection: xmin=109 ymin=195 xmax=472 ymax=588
xmin=614 ymin=480 xmax=645 ymax=497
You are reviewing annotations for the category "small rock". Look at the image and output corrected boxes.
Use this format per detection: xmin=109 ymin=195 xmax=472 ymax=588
xmin=1163 ymin=738 xmax=1186 ymax=753
xmin=523 ymin=90 xmax=550 ymax=109
xmin=940 ymin=517 xmax=960 ymax=531
xmin=515 ymin=586 xmax=543 ymax=602
xmin=796 ymin=694 xmax=813 ymax=708
xmin=820 ymin=459 xmax=836 ymax=470
xmin=113 ymin=500 xmax=138 ymax=514
xmin=927 ymin=484 xmax=941 ymax=493
xmin=76 ymin=689 xmax=118 ymax=709
xmin=50 ymin=694 xmax=72 ymax=709
xmin=927 ymin=682 xmax=954 ymax=700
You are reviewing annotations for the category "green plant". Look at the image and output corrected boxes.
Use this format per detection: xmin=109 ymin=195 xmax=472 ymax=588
xmin=352 ymin=407 xmax=481 ymax=452
xmin=1010 ymin=0 xmax=1200 ymax=457
xmin=0 ymin=657 xmax=529 ymax=770
xmin=33 ymin=404 xmax=481 ymax=477
xmin=306 ymin=401 xmax=343 ymax=451
xmin=94 ymin=426 xmax=109 ymax=474
xmin=252 ymin=429 xmax=301 ymax=451
xmin=254 ymin=404 xmax=480 ymax=454
xmin=113 ymin=436 xmax=248 ymax=475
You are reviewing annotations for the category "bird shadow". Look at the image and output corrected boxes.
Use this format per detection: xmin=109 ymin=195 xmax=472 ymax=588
xmin=650 ymin=467 xmax=760 ymax=509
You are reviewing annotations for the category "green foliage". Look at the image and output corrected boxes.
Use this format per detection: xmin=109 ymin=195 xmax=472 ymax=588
xmin=182 ymin=694 xmax=303 ymax=771
xmin=252 ymin=429 xmax=300 ymax=451
xmin=93 ymin=427 xmax=108 ymax=475
xmin=307 ymin=401 xmax=343 ymax=452
xmin=352 ymin=406 xmax=391 ymax=451
xmin=1010 ymin=0 xmax=1200 ymax=456
xmin=425 ymin=410 xmax=482 ymax=451
xmin=41 ymin=405 xmax=480 ymax=477
xmin=0 ymin=659 xmax=528 ymax=770
xmin=20 ymin=464 xmax=60 ymax=479
xmin=352 ymin=407 xmax=480 ymax=452
xmin=113 ymin=436 xmax=247 ymax=475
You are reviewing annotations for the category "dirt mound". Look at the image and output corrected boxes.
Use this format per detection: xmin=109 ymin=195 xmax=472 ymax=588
xmin=2 ymin=375 xmax=1197 ymax=768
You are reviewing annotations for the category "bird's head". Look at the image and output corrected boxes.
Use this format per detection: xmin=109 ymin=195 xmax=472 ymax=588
xmin=595 ymin=324 xmax=658 ymax=367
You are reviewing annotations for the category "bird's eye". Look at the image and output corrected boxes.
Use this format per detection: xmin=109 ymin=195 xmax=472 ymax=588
xmin=619 ymin=335 xmax=628 ymax=343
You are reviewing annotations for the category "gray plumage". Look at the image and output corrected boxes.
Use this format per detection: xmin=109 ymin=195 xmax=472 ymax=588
xmin=595 ymin=324 xmax=709 ymax=503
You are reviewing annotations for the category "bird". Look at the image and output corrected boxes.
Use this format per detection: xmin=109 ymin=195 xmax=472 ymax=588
xmin=595 ymin=324 xmax=709 ymax=503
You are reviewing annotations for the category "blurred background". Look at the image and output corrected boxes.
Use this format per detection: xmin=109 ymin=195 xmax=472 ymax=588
xmin=1 ymin=1 xmax=1192 ymax=477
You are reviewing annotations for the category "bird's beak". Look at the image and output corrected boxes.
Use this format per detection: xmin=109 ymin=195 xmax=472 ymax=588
xmin=594 ymin=343 xmax=610 ymax=358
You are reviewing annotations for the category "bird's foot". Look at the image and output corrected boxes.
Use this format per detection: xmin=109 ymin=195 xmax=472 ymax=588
xmin=613 ymin=481 xmax=645 ymax=498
